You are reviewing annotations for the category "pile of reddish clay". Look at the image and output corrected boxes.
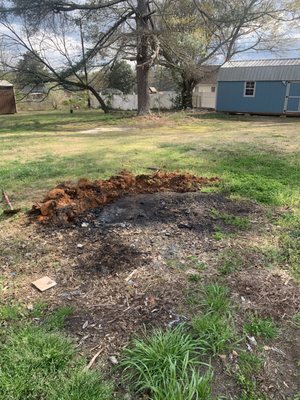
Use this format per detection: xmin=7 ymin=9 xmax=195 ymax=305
xmin=32 ymin=170 xmax=219 ymax=223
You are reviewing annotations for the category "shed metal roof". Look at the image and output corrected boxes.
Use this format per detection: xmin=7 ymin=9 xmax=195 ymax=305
xmin=0 ymin=80 xmax=14 ymax=87
xmin=218 ymin=59 xmax=300 ymax=81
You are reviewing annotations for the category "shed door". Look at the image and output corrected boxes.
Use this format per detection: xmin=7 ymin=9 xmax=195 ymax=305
xmin=285 ymin=82 xmax=300 ymax=113
xmin=0 ymin=88 xmax=16 ymax=114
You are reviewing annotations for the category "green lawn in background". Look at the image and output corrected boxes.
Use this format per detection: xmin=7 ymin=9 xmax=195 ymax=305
xmin=1 ymin=110 xmax=300 ymax=210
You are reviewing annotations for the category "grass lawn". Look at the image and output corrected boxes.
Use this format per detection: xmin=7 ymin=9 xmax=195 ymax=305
xmin=0 ymin=110 xmax=299 ymax=400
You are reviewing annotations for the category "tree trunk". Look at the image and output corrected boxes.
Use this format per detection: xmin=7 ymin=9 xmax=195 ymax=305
xmin=137 ymin=63 xmax=150 ymax=116
xmin=136 ymin=0 xmax=151 ymax=116
xmin=181 ymin=78 xmax=194 ymax=109
xmin=88 ymin=85 xmax=109 ymax=113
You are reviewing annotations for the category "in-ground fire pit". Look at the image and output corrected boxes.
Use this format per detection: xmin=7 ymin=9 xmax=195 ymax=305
xmin=31 ymin=170 xmax=219 ymax=224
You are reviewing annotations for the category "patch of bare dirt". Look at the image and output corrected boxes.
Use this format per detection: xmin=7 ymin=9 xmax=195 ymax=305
xmin=230 ymin=268 xmax=299 ymax=321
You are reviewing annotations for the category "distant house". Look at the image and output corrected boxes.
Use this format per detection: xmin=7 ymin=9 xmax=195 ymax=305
xmin=0 ymin=80 xmax=17 ymax=115
xmin=21 ymin=84 xmax=47 ymax=101
xmin=216 ymin=59 xmax=300 ymax=115
xmin=193 ymin=66 xmax=219 ymax=109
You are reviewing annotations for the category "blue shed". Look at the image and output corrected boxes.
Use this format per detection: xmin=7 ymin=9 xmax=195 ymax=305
xmin=216 ymin=59 xmax=300 ymax=115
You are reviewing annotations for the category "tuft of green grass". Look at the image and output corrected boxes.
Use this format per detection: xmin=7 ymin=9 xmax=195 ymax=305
xmin=0 ymin=324 xmax=112 ymax=400
xmin=292 ymin=313 xmax=300 ymax=328
xmin=30 ymin=301 xmax=48 ymax=318
xmin=211 ymin=208 xmax=251 ymax=230
xmin=43 ymin=306 xmax=74 ymax=330
xmin=225 ymin=351 xmax=267 ymax=400
xmin=269 ymin=211 xmax=300 ymax=279
xmin=236 ymin=352 xmax=265 ymax=400
xmin=190 ymin=284 xmax=236 ymax=355
xmin=185 ymin=256 xmax=206 ymax=271
xmin=212 ymin=229 xmax=226 ymax=241
xmin=50 ymin=369 xmax=113 ymax=400
xmin=192 ymin=313 xmax=236 ymax=355
xmin=238 ymin=352 xmax=263 ymax=376
xmin=259 ymin=245 xmax=281 ymax=269
xmin=0 ymin=304 xmax=22 ymax=322
xmin=276 ymin=211 xmax=300 ymax=228
xmin=201 ymin=284 xmax=230 ymax=315
xmin=120 ymin=326 xmax=212 ymax=400
xmin=218 ymin=250 xmax=244 ymax=275
xmin=188 ymin=274 xmax=202 ymax=283
xmin=194 ymin=262 xmax=206 ymax=271
xmin=237 ymin=374 xmax=268 ymax=400
xmin=244 ymin=315 xmax=279 ymax=340
xmin=279 ymin=231 xmax=300 ymax=280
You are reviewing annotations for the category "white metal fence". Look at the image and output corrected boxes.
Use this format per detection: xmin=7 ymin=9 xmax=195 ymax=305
xmin=91 ymin=91 xmax=176 ymax=111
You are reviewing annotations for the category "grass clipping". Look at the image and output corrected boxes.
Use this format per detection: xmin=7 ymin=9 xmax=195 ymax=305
xmin=32 ymin=170 xmax=219 ymax=224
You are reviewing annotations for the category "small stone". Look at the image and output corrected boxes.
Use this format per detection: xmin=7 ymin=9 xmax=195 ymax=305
xmin=82 ymin=320 xmax=89 ymax=329
xmin=81 ymin=222 xmax=89 ymax=228
xmin=59 ymin=290 xmax=81 ymax=298
xmin=248 ymin=336 xmax=257 ymax=346
xmin=232 ymin=350 xmax=238 ymax=357
xmin=77 ymin=244 xmax=84 ymax=248
xmin=109 ymin=356 xmax=118 ymax=365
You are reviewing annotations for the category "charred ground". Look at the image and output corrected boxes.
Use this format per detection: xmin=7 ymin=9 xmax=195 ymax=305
xmin=1 ymin=184 xmax=299 ymax=399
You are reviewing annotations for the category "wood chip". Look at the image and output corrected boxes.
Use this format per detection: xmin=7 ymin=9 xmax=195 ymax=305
xmin=32 ymin=276 xmax=57 ymax=292
xmin=82 ymin=320 xmax=89 ymax=329
xmin=84 ymin=349 xmax=103 ymax=371
xmin=125 ymin=269 xmax=138 ymax=282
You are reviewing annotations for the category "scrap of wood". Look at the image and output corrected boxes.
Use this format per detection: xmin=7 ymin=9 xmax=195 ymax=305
xmin=125 ymin=269 xmax=138 ymax=282
xmin=2 ymin=190 xmax=14 ymax=210
xmin=76 ymin=335 xmax=90 ymax=348
xmin=84 ymin=349 xmax=103 ymax=371
xmin=2 ymin=190 xmax=21 ymax=214
xmin=32 ymin=276 xmax=57 ymax=292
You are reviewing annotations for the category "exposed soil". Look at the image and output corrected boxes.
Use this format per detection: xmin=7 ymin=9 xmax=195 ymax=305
xmin=1 ymin=189 xmax=299 ymax=399
xmin=31 ymin=170 xmax=219 ymax=224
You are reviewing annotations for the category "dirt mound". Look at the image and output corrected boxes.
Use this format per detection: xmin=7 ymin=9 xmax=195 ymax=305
xmin=32 ymin=170 xmax=219 ymax=224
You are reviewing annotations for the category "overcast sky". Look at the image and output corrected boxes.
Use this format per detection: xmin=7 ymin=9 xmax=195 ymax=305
xmin=1 ymin=12 xmax=299 ymax=69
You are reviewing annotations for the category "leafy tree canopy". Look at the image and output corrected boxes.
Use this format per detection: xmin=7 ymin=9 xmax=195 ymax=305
xmin=108 ymin=61 xmax=135 ymax=94
xmin=15 ymin=51 xmax=48 ymax=88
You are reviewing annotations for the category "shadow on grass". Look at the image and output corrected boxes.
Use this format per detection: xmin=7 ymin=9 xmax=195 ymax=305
xmin=191 ymin=112 xmax=300 ymax=123
xmin=0 ymin=153 xmax=120 ymax=193
xmin=0 ymin=111 xmax=134 ymax=134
